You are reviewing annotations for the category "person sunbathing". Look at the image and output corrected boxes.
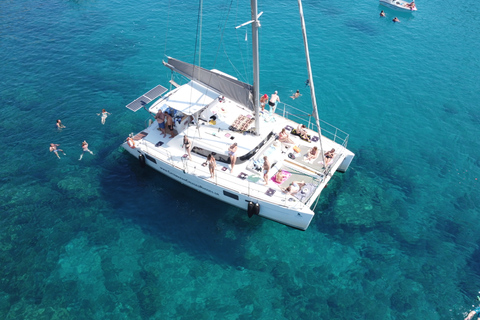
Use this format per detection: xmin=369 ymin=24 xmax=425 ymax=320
xmin=283 ymin=181 xmax=305 ymax=195
xmin=297 ymin=124 xmax=311 ymax=142
xmin=275 ymin=170 xmax=286 ymax=183
xmin=325 ymin=148 xmax=336 ymax=165
xmin=306 ymin=146 xmax=319 ymax=161
xmin=278 ymin=128 xmax=294 ymax=144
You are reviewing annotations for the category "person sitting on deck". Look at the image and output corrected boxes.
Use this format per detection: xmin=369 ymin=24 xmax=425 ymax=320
xmin=306 ymin=146 xmax=320 ymax=161
xmin=278 ymin=128 xmax=294 ymax=144
xmin=324 ymin=148 xmax=336 ymax=165
xmin=283 ymin=181 xmax=306 ymax=196
xmin=297 ymin=124 xmax=311 ymax=142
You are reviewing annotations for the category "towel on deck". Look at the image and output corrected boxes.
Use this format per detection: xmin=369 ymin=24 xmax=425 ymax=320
xmin=271 ymin=170 xmax=291 ymax=185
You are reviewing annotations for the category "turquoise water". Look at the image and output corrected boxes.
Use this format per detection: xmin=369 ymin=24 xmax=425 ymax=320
xmin=1 ymin=0 xmax=479 ymax=318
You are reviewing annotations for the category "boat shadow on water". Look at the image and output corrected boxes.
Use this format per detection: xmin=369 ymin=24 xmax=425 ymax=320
xmin=100 ymin=153 xmax=264 ymax=266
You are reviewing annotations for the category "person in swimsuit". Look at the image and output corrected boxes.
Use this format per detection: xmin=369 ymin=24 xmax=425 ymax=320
xmin=297 ymin=124 xmax=310 ymax=142
xmin=306 ymin=146 xmax=319 ymax=161
xmin=284 ymin=180 xmax=306 ymax=195
xmin=56 ymin=119 xmax=65 ymax=130
xmin=269 ymin=91 xmax=280 ymax=114
xmin=207 ymin=154 xmax=216 ymax=178
xmin=183 ymin=135 xmax=192 ymax=160
xmin=97 ymin=109 xmax=111 ymax=125
xmin=324 ymin=148 xmax=336 ymax=165
xmin=164 ymin=111 xmax=175 ymax=138
xmin=290 ymin=90 xmax=301 ymax=100
xmin=380 ymin=10 xmax=386 ymax=17
xmin=275 ymin=170 xmax=286 ymax=183
xmin=50 ymin=143 xmax=66 ymax=159
xmin=263 ymin=156 xmax=270 ymax=184
xmin=260 ymin=94 xmax=268 ymax=111
xmin=155 ymin=110 xmax=166 ymax=138
xmin=228 ymin=142 xmax=238 ymax=173
xmin=465 ymin=304 xmax=480 ymax=320
xmin=79 ymin=140 xmax=94 ymax=160
xmin=393 ymin=17 xmax=400 ymax=23
xmin=278 ymin=128 xmax=294 ymax=144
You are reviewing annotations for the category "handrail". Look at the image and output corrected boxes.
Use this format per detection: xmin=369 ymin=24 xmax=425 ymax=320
xmin=277 ymin=102 xmax=350 ymax=149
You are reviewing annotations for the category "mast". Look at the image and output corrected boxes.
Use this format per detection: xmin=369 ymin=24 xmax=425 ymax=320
xmin=251 ymin=0 xmax=260 ymax=135
xmin=297 ymin=0 xmax=325 ymax=165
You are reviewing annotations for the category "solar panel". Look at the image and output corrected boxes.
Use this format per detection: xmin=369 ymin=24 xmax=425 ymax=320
xmin=126 ymin=85 xmax=168 ymax=112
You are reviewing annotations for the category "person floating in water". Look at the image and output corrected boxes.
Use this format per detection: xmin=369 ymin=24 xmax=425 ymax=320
xmin=49 ymin=143 xmax=66 ymax=159
xmin=465 ymin=299 xmax=480 ymax=320
xmin=290 ymin=90 xmax=301 ymax=100
xmin=305 ymin=79 xmax=310 ymax=87
xmin=393 ymin=17 xmax=400 ymax=23
xmin=56 ymin=119 xmax=65 ymax=130
xmin=97 ymin=109 xmax=111 ymax=125
xmin=79 ymin=140 xmax=94 ymax=160
xmin=380 ymin=10 xmax=386 ymax=17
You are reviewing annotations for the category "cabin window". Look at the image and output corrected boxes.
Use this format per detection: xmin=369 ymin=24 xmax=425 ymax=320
xmin=223 ymin=190 xmax=239 ymax=200
xmin=145 ymin=154 xmax=157 ymax=163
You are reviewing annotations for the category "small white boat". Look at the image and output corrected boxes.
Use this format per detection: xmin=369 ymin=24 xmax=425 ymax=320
xmin=380 ymin=0 xmax=417 ymax=11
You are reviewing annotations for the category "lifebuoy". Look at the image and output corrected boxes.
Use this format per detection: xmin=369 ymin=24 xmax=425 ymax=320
xmin=126 ymin=137 xmax=136 ymax=149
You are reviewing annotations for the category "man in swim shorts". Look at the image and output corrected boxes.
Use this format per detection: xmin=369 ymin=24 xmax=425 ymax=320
xmin=269 ymin=91 xmax=280 ymax=114
xmin=155 ymin=110 xmax=166 ymax=138
xmin=50 ymin=143 xmax=66 ymax=159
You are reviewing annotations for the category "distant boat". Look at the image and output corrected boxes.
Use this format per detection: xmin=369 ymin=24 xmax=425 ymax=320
xmin=122 ymin=0 xmax=355 ymax=231
xmin=380 ymin=0 xmax=417 ymax=11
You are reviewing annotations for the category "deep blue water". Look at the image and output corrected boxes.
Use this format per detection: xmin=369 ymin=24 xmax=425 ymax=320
xmin=1 ymin=0 xmax=479 ymax=318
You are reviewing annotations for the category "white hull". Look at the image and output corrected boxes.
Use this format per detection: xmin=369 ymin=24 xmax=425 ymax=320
xmin=122 ymin=140 xmax=316 ymax=230
xmin=380 ymin=0 xmax=417 ymax=11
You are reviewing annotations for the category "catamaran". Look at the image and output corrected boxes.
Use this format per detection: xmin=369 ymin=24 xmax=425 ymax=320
xmin=122 ymin=0 xmax=355 ymax=231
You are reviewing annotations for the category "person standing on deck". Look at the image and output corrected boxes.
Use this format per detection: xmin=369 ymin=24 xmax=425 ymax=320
xmin=228 ymin=143 xmax=238 ymax=173
xmin=269 ymin=91 xmax=280 ymax=114
xmin=263 ymin=156 xmax=270 ymax=184
xmin=260 ymin=94 xmax=268 ymax=111
xmin=155 ymin=110 xmax=166 ymax=138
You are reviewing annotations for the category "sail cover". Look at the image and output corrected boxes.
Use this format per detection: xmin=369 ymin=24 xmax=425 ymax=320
xmin=163 ymin=57 xmax=254 ymax=111
xmin=126 ymin=85 xmax=168 ymax=112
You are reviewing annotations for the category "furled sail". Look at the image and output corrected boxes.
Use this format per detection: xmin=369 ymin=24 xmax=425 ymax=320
xmin=163 ymin=57 xmax=254 ymax=112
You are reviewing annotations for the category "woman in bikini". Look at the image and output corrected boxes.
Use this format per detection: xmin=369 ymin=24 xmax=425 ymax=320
xmin=306 ymin=146 xmax=319 ymax=161
xmin=278 ymin=128 xmax=294 ymax=144
xmin=228 ymin=142 xmax=238 ymax=173
xmin=97 ymin=109 xmax=111 ymax=125
xmin=324 ymin=148 xmax=335 ymax=165
xmin=183 ymin=135 xmax=192 ymax=160
xmin=207 ymin=154 xmax=216 ymax=178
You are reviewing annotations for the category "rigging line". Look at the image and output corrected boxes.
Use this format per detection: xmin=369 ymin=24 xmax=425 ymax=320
xmin=232 ymin=0 xmax=249 ymax=83
xmin=213 ymin=0 xmax=233 ymax=68
xmin=164 ymin=0 xmax=171 ymax=57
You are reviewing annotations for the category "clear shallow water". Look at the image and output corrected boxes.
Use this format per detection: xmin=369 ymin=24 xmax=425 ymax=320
xmin=1 ymin=0 xmax=479 ymax=318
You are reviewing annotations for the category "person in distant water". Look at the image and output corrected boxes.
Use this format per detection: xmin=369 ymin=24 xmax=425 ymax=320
xmin=228 ymin=142 xmax=238 ymax=173
xmin=393 ymin=17 xmax=400 ymax=23
xmin=183 ymin=135 xmax=192 ymax=160
xmin=155 ymin=109 xmax=166 ymax=138
xmin=464 ymin=304 xmax=480 ymax=320
xmin=50 ymin=143 xmax=66 ymax=159
xmin=164 ymin=111 xmax=175 ymax=138
xmin=260 ymin=94 xmax=269 ymax=111
xmin=56 ymin=119 xmax=65 ymax=130
xmin=290 ymin=90 xmax=301 ymax=100
xmin=380 ymin=10 xmax=386 ymax=17
xmin=269 ymin=91 xmax=280 ymax=114
xmin=305 ymin=79 xmax=310 ymax=87
xmin=79 ymin=140 xmax=94 ymax=160
xmin=263 ymin=156 xmax=270 ymax=184
xmin=97 ymin=109 xmax=111 ymax=125
xmin=207 ymin=154 xmax=216 ymax=179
